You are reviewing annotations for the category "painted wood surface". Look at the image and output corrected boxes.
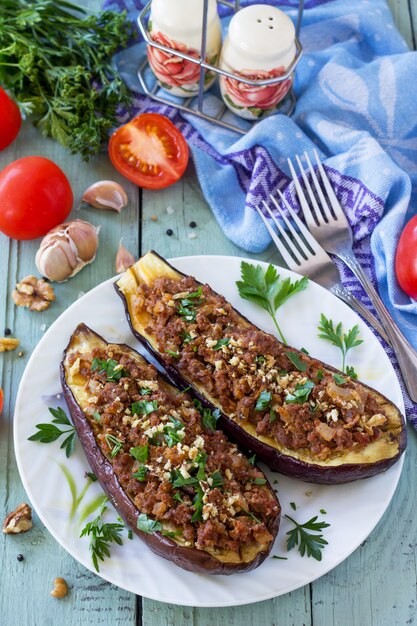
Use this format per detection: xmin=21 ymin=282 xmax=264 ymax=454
xmin=0 ymin=1 xmax=416 ymax=625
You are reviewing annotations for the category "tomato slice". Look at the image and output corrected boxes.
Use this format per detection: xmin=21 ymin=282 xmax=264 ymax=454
xmin=108 ymin=113 xmax=189 ymax=189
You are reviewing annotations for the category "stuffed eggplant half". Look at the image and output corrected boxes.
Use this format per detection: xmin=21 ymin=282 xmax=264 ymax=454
xmin=61 ymin=323 xmax=280 ymax=575
xmin=115 ymin=251 xmax=407 ymax=485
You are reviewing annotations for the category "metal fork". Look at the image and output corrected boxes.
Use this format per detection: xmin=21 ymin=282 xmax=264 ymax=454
xmin=255 ymin=193 xmax=390 ymax=344
xmin=289 ymin=150 xmax=417 ymax=401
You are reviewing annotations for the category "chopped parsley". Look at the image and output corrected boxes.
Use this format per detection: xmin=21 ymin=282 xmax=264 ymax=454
xmin=91 ymin=357 xmax=129 ymax=382
xmin=193 ymin=399 xmax=221 ymax=431
xmin=285 ymin=380 xmax=315 ymax=405
xmin=180 ymin=330 xmax=194 ymax=344
xmin=131 ymin=399 xmax=158 ymax=416
xmin=252 ymin=477 xmax=267 ymax=485
xmin=137 ymin=514 xmax=162 ymax=534
xmin=248 ymin=454 xmax=256 ymax=465
xmin=191 ymin=486 xmax=204 ymax=522
xmin=132 ymin=465 xmax=148 ymax=481
xmin=333 ymin=373 xmax=347 ymax=385
xmin=139 ymin=388 xmax=151 ymax=396
xmin=130 ymin=445 xmax=149 ymax=463
xmin=177 ymin=286 xmax=203 ymax=323
xmin=269 ymin=408 xmax=277 ymax=423
xmin=213 ymin=338 xmax=230 ymax=350
xmin=256 ymin=355 xmax=266 ymax=365
xmin=166 ymin=349 xmax=180 ymax=359
xmin=346 ymin=365 xmax=358 ymax=379
xmin=93 ymin=411 xmax=101 ymax=422
xmin=255 ymin=390 xmax=272 ymax=411
xmin=163 ymin=417 xmax=185 ymax=448
xmin=316 ymin=369 xmax=324 ymax=381
xmin=209 ymin=470 xmax=224 ymax=489
xmin=285 ymin=351 xmax=307 ymax=372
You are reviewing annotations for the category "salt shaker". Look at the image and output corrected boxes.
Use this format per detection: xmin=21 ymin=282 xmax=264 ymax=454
xmin=146 ymin=0 xmax=222 ymax=98
xmin=219 ymin=5 xmax=297 ymax=120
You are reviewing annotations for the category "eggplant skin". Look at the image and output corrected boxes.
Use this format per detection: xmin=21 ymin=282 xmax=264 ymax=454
xmin=114 ymin=251 xmax=407 ymax=486
xmin=61 ymin=323 xmax=280 ymax=575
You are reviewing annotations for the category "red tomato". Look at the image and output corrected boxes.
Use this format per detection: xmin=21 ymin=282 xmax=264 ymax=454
xmin=0 ymin=88 xmax=22 ymax=150
xmin=0 ymin=156 xmax=73 ymax=240
xmin=0 ymin=388 xmax=3 ymax=415
xmin=395 ymin=214 xmax=417 ymax=300
xmin=109 ymin=113 xmax=189 ymax=189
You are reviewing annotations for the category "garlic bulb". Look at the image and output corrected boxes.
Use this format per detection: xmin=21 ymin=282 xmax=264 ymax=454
xmin=35 ymin=219 xmax=100 ymax=282
xmin=82 ymin=180 xmax=128 ymax=212
xmin=116 ymin=242 xmax=135 ymax=274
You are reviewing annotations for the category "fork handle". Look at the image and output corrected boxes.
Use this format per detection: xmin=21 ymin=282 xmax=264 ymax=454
xmin=340 ymin=252 xmax=417 ymax=402
xmin=330 ymin=283 xmax=391 ymax=345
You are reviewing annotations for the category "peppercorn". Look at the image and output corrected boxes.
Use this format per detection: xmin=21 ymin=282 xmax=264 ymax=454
xmin=166 ymin=229 xmax=173 ymax=237
xmin=17 ymin=554 xmax=24 ymax=562
xmin=189 ymin=221 xmax=197 ymax=228
xmin=4 ymin=328 xmax=11 ymax=336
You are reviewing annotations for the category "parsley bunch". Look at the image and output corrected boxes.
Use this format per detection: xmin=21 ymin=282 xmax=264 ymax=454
xmin=236 ymin=262 xmax=308 ymax=343
xmin=80 ymin=500 xmax=125 ymax=572
xmin=0 ymin=0 xmax=133 ymax=160
xmin=318 ymin=314 xmax=363 ymax=375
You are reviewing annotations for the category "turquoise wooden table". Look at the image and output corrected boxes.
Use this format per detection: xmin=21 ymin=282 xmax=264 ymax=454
xmin=1 ymin=1 xmax=417 ymax=624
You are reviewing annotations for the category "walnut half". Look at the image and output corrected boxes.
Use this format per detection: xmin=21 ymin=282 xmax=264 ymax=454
xmin=2 ymin=503 xmax=33 ymax=534
xmin=0 ymin=337 xmax=20 ymax=352
xmin=12 ymin=276 xmax=55 ymax=312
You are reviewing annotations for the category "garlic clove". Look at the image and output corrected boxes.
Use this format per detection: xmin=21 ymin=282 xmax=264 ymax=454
xmin=116 ymin=242 xmax=135 ymax=274
xmin=35 ymin=219 xmax=99 ymax=282
xmin=82 ymin=180 xmax=128 ymax=212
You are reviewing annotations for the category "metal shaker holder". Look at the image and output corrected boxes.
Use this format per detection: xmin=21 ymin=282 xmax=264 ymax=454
xmin=137 ymin=0 xmax=304 ymax=134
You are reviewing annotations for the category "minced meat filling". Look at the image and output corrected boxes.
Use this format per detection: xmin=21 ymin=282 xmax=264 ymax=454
xmin=134 ymin=276 xmax=393 ymax=462
xmin=68 ymin=347 xmax=278 ymax=553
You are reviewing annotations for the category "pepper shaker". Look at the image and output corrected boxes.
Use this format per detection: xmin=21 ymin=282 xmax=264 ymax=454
xmin=147 ymin=0 xmax=222 ymax=98
xmin=219 ymin=5 xmax=297 ymax=120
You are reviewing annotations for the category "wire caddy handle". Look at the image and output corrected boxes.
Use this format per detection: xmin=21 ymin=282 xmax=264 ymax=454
xmin=137 ymin=0 xmax=304 ymax=134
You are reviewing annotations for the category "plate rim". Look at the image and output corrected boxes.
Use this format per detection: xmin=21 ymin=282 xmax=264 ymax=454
xmin=13 ymin=254 xmax=406 ymax=607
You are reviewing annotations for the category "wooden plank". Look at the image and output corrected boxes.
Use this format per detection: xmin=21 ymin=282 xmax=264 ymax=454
xmin=0 ymin=122 xmax=139 ymax=624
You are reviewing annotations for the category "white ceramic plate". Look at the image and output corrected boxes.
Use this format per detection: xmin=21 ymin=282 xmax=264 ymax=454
xmin=14 ymin=256 xmax=405 ymax=607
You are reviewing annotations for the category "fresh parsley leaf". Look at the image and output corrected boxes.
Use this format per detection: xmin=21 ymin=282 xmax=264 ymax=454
xmin=137 ymin=514 xmax=162 ymax=534
xmin=130 ymin=445 xmax=149 ymax=463
xmin=285 ymin=351 xmax=307 ymax=372
xmin=104 ymin=434 xmax=123 ymax=457
xmin=248 ymin=454 xmax=256 ymax=465
xmin=252 ymin=477 xmax=267 ymax=485
xmin=139 ymin=388 xmax=151 ymax=396
xmin=290 ymin=502 xmax=297 ymax=511
xmin=173 ymin=492 xmax=184 ymax=503
xmin=132 ymin=465 xmax=148 ymax=482
xmin=93 ymin=411 xmax=101 ymax=421
xmin=346 ymin=365 xmax=358 ymax=379
xmin=245 ymin=510 xmax=261 ymax=524
xmin=213 ymin=338 xmax=230 ymax=350
xmin=333 ymin=373 xmax=346 ymax=385
xmin=196 ymin=451 xmax=208 ymax=481
xmin=316 ymin=369 xmax=324 ymax=381
xmin=300 ymin=347 xmax=310 ymax=355
xmin=191 ymin=486 xmax=204 ymax=523
xmin=269 ymin=408 xmax=277 ymax=423
xmin=256 ymin=355 xmax=266 ymax=365
xmin=91 ymin=357 xmax=129 ymax=382
xmin=177 ymin=287 xmax=204 ymax=323
xmin=86 ymin=472 xmax=97 ymax=482
xmin=80 ymin=501 xmax=124 ymax=572
xmin=209 ymin=470 xmax=224 ymax=489
xmin=285 ymin=380 xmax=314 ymax=405
xmin=28 ymin=407 xmax=76 ymax=458
xmin=320 ymin=509 xmax=327 ymax=515
xmin=236 ymin=262 xmax=308 ymax=343
xmin=255 ymin=390 xmax=272 ymax=411
xmin=171 ymin=473 xmax=199 ymax=488
xmin=180 ymin=330 xmax=194 ymax=345
xmin=131 ymin=400 xmax=158 ymax=416
xmin=193 ymin=399 xmax=220 ymax=431
xmin=318 ymin=314 xmax=363 ymax=373
xmin=285 ymin=514 xmax=330 ymax=561
xmin=161 ymin=530 xmax=182 ymax=538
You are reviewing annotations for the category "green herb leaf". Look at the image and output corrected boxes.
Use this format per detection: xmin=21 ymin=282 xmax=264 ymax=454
xmin=161 ymin=530 xmax=182 ymax=538
xmin=130 ymin=445 xmax=149 ymax=463
xmin=104 ymin=434 xmax=123 ymax=457
xmin=132 ymin=465 xmax=148 ymax=482
xmin=300 ymin=347 xmax=310 ymax=355
xmin=245 ymin=510 xmax=261 ymax=524
xmin=80 ymin=501 xmax=124 ymax=572
xmin=269 ymin=408 xmax=277 ymax=423
xmin=213 ymin=338 xmax=230 ymax=350
xmin=316 ymin=369 xmax=324 ymax=381
xmin=139 ymin=388 xmax=151 ymax=396
xmin=209 ymin=470 xmax=224 ymax=489
xmin=191 ymin=486 xmax=204 ymax=523
xmin=285 ymin=514 xmax=330 ymax=561
xmin=290 ymin=502 xmax=297 ymax=511
xmin=193 ymin=399 xmax=221 ymax=431
xmin=236 ymin=262 xmax=308 ymax=343
xmin=180 ymin=330 xmax=194 ymax=345
xmin=93 ymin=411 xmax=101 ymax=422
xmin=28 ymin=407 xmax=76 ymax=458
xmin=333 ymin=373 xmax=347 ymax=385
xmin=171 ymin=473 xmax=199 ymax=488
xmin=255 ymin=390 xmax=272 ymax=411
xmin=86 ymin=472 xmax=97 ymax=482
xmin=285 ymin=380 xmax=314 ymax=405
xmin=256 ymin=355 xmax=265 ymax=365
xmin=91 ymin=357 xmax=129 ymax=382
xmin=137 ymin=514 xmax=162 ymax=534
xmin=318 ymin=314 xmax=363 ymax=373
xmin=173 ymin=492 xmax=184 ymax=503
xmin=248 ymin=454 xmax=256 ymax=465
xmin=252 ymin=477 xmax=267 ymax=485
xmin=131 ymin=400 xmax=158 ymax=416
xmin=346 ymin=365 xmax=358 ymax=379
xmin=285 ymin=351 xmax=307 ymax=372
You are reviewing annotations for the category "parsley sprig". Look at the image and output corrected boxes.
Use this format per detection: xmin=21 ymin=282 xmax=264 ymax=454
xmin=0 ymin=0 xmax=133 ymax=160
xmin=318 ymin=314 xmax=363 ymax=374
xmin=91 ymin=357 xmax=129 ymax=382
xmin=193 ymin=399 xmax=221 ymax=431
xmin=285 ymin=513 xmax=330 ymax=561
xmin=176 ymin=287 xmax=204 ymax=323
xmin=28 ymin=407 xmax=76 ymax=458
xmin=80 ymin=500 xmax=125 ymax=572
xmin=236 ymin=262 xmax=308 ymax=343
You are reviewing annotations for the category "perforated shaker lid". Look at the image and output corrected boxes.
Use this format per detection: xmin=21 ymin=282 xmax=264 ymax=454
xmin=228 ymin=4 xmax=295 ymax=63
